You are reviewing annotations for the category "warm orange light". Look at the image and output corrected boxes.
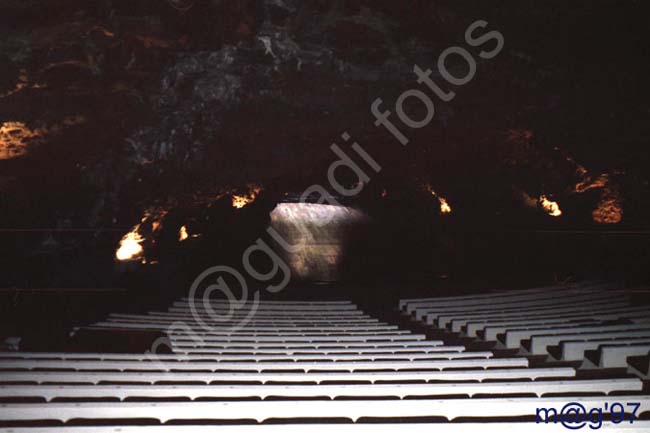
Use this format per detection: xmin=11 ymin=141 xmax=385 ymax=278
xmin=425 ymin=185 xmax=452 ymax=214
xmin=571 ymin=171 xmax=623 ymax=224
xmin=116 ymin=231 xmax=145 ymax=261
xmin=1 ymin=117 xmax=83 ymax=160
xmin=539 ymin=195 xmax=562 ymax=217
xmin=439 ymin=197 xmax=452 ymax=214
xmin=593 ymin=195 xmax=623 ymax=224
xmin=232 ymin=195 xmax=251 ymax=209
xmin=0 ymin=121 xmax=36 ymax=160
xmin=231 ymin=184 xmax=263 ymax=209
xmin=575 ymin=174 xmax=609 ymax=193
xmin=115 ymin=208 xmax=169 ymax=262
xmin=144 ymin=209 xmax=168 ymax=233
xmin=179 ymin=225 xmax=189 ymax=241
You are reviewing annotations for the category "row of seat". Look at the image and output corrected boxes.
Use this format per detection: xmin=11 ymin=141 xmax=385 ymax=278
xmin=0 ymin=366 xmax=579 ymax=384
xmin=1 ymin=357 xmax=525 ymax=372
xmin=1 ymin=378 xmax=639 ymax=400
xmin=2 ymin=424 xmax=650 ymax=433
xmin=1 ymin=395 xmax=649 ymax=423
xmin=400 ymin=281 xmax=650 ymax=376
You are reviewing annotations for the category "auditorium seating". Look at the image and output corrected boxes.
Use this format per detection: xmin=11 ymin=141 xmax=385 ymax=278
xmin=401 ymin=281 xmax=650 ymax=374
xmin=1 ymin=284 xmax=649 ymax=431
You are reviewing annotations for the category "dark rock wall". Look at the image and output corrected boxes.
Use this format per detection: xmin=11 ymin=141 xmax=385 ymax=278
xmin=0 ymin=0 xmax=648 ymax=288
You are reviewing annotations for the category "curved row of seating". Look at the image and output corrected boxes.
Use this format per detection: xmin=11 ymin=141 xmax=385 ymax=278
xmin=400 ymin=281 xmax=650 ymax=375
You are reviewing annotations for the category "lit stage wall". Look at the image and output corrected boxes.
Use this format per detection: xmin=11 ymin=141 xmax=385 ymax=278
xmin=269 ymin=203 xmax=369 ymax=282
